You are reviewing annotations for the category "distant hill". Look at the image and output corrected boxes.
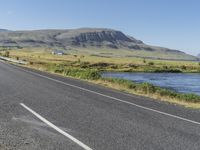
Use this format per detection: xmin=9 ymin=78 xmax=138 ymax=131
xmin=0 ymin=28 xmax=198 ymax=61
xmin=0 ymin=29 xmax=9 ymax=32
xmin=197 ymin=54 xmax=200 ymax=58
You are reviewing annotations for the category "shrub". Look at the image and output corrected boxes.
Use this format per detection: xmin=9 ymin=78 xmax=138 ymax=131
xmin=181 ymin=65 xmax=187 ymax=70
xmin=89 ymin=62 xmax=110 ymax=68
xmin=79 ymin=62 xmax=90 ymax=68
xmin=110 ymin=65 xmax=118 ymax=69
xmin=136 ymin=82 xmax=156 ymax=94
xmin=177 ymin=93 xmax=200 ymax=103
xmin=64 ymin=68 xmax=101 ymax=80
xmin=163 ymin=66 xmax=168 ymax=69
xmin=128 ymin=64 xmax=138 ymax=68
xmin=4 ymin=51 xmax=10 ymax=57
xmin=148 ymin=62 xmax=154 ymax=66
xmin=154 ymin=69 xmax=182 ymax=73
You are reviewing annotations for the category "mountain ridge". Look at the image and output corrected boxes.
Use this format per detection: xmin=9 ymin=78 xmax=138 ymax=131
xmin=0 ymin=29 xmax=9 ymax=32
xmin=0 ymin=28 xmax=198 ymax=61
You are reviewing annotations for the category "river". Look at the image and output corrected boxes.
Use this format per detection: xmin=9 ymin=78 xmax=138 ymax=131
xmin=102 ymin=72 xmax=200 ymax=95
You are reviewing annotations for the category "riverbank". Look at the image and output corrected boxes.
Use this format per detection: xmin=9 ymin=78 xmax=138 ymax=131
xmin=102 ymin=72 xmax=200 ymax=96
xmin=19 ymin=63 xmax=200 ymax=109
xmin=3 ymin=49 xmax=200 ymax=108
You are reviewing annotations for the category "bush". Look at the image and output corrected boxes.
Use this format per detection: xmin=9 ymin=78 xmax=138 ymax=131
xmin=110 ymin=65 xmax=118 ymax=69
xmin=177 ymin=93 xmax=200 ymax=103
xmin=135 ymin=82 xmax=156 ymax=94
xmin=163 ymin=66 xmax=168 ymax=69
xmin=181 ymin=65 xmax=187 ymax=70
xmin=154 ymin=69 xmax=182 ymax=73
xmin=79 ymin=62 xmax=90 ymax=68
xmin=148 ymin=62 xmax=154 ymax=66
xmin=64 ymin=68 xmax=101 ymax=80
xmin=46 ymin=63 xmax=101 ymax=80
xmin=128 ymin=64 xmax=138 ymax=68
xmin=89 ymin=62 xmax=110 ymax=68
xmin=4 ymin=51 xmax=10 ymax=57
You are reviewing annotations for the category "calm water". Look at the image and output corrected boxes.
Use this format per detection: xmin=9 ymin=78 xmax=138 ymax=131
xmin=102 ymin=72 xmax=200 ymax=95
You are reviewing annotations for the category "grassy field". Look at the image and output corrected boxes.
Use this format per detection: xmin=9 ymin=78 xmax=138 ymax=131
xmin=5 ymin=48 xmax=200 ymax=73
xmin=1 ymin=48 xmax=200 ymax=108
xmin=74 ymin=47 xmax=198 ymax=61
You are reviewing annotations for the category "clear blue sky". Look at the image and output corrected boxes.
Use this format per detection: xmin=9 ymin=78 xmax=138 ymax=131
xmin=0 ymin=0 xmax=199 ymax=55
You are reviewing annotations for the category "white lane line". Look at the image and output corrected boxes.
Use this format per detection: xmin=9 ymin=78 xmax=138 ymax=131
xmin=12 ymin=64 xmax=200 ymax=126
xmin=20 ymin=103 xmax=93 ymax=150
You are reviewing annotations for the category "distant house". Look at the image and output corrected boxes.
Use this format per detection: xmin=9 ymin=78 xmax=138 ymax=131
xmin=51 ymin=50 xmax=65 ymax=55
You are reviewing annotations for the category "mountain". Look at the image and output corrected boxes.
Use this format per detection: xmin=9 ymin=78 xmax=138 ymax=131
xmin=197 ymin=54 xmax=200 ymax=58
xmin=0 ymin=29 xmax=9 ymax=32
xmin=0 ymin=28 xmax=143 ymax=48
xmin=0 ymin=28 xmax=198 ymax=60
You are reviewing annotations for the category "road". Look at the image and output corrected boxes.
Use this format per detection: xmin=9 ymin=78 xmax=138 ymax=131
xmin=0 ymin=61 xmax=200 ymax=150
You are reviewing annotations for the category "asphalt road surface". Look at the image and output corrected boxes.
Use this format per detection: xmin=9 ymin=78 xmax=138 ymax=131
xmin=0 ymin=61 xmax=200 ymax=150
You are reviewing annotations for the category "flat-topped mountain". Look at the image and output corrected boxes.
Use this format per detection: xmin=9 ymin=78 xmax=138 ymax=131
xmin=0 ymin=28 xmax=198 ymax=61
xmin=0 ymin=28 xmax=143 ymax=48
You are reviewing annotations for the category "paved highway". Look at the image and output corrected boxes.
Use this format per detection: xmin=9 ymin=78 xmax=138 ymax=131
xmin=0 ymin=61 xmax=200 ymax=150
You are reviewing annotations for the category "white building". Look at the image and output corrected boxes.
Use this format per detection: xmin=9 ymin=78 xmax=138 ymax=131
xmin=51 ymin=50 xmax=65 ymax=55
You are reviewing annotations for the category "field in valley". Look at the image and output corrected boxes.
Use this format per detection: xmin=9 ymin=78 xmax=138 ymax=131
xmin=3 ymin=48 xmax=200 ymax=73
xmin=1 ymin=48 xmax=200 ymax=108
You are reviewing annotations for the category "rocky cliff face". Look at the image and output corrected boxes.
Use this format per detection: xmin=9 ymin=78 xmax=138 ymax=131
xmin=54 ymin=28 xmax=143 ymax=48
xmin=70 ymin=30 xmax=142 ymax=44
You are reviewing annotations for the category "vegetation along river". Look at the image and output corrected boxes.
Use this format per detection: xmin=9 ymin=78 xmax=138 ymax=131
xmin=102 ymin=73 xmax=200 ymax=96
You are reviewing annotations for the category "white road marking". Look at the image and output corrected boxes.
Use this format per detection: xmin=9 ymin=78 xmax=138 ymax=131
xmin=20 ymin=103 xmax=93 ymax=150
xmin=10 ymin=63 xmax=200 ymax=126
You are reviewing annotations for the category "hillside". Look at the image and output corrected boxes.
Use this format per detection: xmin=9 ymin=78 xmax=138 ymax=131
xmin=0 ymin=28 xmax=198 ymax=61
xmin=0 ymin=29 xmax=9 ymax=32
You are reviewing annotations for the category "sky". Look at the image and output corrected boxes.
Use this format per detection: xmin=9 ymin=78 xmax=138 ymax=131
xmin=0 ymin=0 xmax=199 ymax=55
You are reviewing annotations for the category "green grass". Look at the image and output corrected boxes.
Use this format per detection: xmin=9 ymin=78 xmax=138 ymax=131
xmin=102 ymin=78 xmax=200 ymax=103
xmin=74 ymin=47 xmax=197 ymax=61
xmin=9 ymin=48 xmax=200 ymax=73
xmin=46 ymin=63 xmax=101 ymax=80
